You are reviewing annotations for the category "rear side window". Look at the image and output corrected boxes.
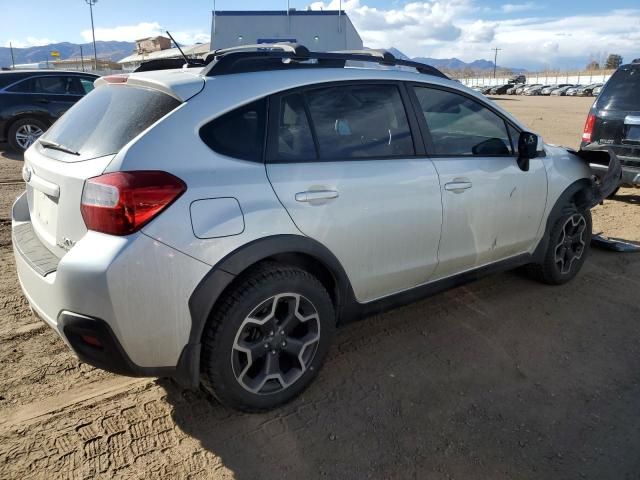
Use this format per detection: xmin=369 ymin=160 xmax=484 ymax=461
xmin=305 ymin=84 xmax=414 ymax=159
xmin=414 ymin=87 xmax=513 ymax=156
xmin=42 ymin=84 xmax=180 ymax=161
xmin=200 ymin=99 xmax=267 ymax=161
xmin=79 ymin=78 xmax=95 ymax=94
xmin=597 ymin=67 xmax=640 ymax=111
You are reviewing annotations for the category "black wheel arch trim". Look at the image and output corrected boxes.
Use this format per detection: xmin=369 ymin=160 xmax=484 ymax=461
xmin=182 ymin=234 xmax=356 ymax=387
xmin=532 ymin=178 xmax=593 ymax=262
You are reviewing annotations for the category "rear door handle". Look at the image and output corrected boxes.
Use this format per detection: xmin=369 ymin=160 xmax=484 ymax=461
xmin=444 ymin=181 xmax=472 ymax=193
xmin=295 ymin=190 xmax=339 ymax=203
xmin=35 ymin=98 xmax=51 ymax=104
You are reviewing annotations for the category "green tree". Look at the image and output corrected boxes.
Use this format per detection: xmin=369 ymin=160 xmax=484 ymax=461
xmin=585 ymin=60 xmax=600 ymax=71
xmin=605 ymin=54 xmax=623 ymax=69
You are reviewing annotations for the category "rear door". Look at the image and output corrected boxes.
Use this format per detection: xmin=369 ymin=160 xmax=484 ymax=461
xmin=266 ymin=82 xmax=443 ymax=303
xmin=409 ymin=84 xmax=547 ymax=279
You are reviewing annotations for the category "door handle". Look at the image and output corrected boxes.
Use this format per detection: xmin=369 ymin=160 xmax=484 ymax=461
xmin=295 ymin=190 xmax=339 ymax=203
xmin=35 ymin=99 xmax=51 ymax=104
xmin=444 ymin=181 xmax=472 ymax=193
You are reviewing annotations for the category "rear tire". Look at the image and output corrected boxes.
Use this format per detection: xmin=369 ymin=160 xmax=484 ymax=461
xmin=527 ymin=207 xmax=592 ymax=285
xmin=200 ymin=263 xmax=335 ymax=412
xmin=8 ymin=118 xmax=47 ymax=153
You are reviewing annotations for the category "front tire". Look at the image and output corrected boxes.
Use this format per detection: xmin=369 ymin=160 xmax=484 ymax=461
xmin=200 ymin=263 xmax=335 ymax=412
xmin=8 ymin=118 xmax=47 ymax=153
xmin=528 ymin=207 xmax=592 ymax=285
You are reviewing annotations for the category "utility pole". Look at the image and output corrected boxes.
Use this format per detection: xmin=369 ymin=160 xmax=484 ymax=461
xmin=491 ymin=47 xmax=501 ymax=79
xmin=85 ymin=0 xmax=99 ymax=71
xmin=80 ymin=45 xmax=85 ymax=72
xmin=9 ymin=42 xmax=15 ymax=69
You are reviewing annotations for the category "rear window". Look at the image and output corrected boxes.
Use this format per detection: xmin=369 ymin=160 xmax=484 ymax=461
xmin=597 ymin=66 xmax=640 ymax=111
xmin=42 ymin=84 xmax=180 ymax=161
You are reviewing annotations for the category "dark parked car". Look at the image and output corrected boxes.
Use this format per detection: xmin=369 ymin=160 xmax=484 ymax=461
xmin=489 ymin=84 xmax=512 ymax=94
xmin=508 ymin=74 xmax=526 ymax=84
xmin=578 ymin=83 xmax=603 ymax=97
xmin=0 ymin=70 xmax=98 ymax=152
xmin=582 ymin=62 xmax=640 ymax=190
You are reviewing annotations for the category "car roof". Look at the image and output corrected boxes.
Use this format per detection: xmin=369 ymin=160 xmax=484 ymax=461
xmin=0 ymin=70 xmax=98 ymax=75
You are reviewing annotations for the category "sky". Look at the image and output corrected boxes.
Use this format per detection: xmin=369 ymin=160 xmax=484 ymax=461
xmin=1 ymin=0 xmax=639 ymax=69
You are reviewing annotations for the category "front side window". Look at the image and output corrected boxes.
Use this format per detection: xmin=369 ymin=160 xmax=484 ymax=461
xmin=275 ymin=93 xmax=316 ymax=161
xmin=33 ymin=76 xmax=72 ymax=94
xmin=305 ymin=84 xmax=414 ymax=159
xmin=414 ymin=87 xmax=513 ymax=156
xmin=199 ymin=98 xmax=267 ymax=161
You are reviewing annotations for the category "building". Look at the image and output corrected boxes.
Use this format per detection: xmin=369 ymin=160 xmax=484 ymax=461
xmin=210 ymin=10 xmax=362 ymax=51
xmin=118 ymin=41 xmax=210 ymax=71
xmin=135 ymin=36 xmax=172 ymax=54
xmin=51 ymin=57 xmax=121 ymax=72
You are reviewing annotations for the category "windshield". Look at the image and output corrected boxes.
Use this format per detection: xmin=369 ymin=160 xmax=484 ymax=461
xmin=42 ymin=84 xmax=181 ymax=161
xmin=597 ymin=67 xmax=640 ymax=111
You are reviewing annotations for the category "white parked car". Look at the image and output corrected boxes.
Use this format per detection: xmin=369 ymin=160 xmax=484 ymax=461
xmin=12 ymin=45 xmax=619 ymax=411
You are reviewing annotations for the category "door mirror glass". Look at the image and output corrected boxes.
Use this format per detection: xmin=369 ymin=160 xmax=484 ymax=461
xmin=517 ymin=131 xmax=538 ymax=171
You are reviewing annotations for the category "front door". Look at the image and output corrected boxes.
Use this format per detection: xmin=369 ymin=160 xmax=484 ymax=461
xmin=410 ymin=85 xmax=547 ymax=279
xmin=266 ymin=83 xmax=443 ymax=302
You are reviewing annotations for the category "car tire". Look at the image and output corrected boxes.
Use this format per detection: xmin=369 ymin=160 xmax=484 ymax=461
xmin=8 ymin=118 xmax=47 ymax=153
xmin=200 ymin=263 xmax=335 ymax=412
xmin=527 ymin=207 xmax=592 ymax=285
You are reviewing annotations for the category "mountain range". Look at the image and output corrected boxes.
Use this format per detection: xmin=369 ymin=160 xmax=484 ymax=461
xmin=0 ymin=41 xmax=135 ymax=67
xmin=0 ymin=42 xmax=525 ymax=73
xmin=387 ymin=48 xmax=526 ymax=73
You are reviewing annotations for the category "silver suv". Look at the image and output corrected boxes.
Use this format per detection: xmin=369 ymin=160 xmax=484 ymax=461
xmin=12 ymin=45 xmax=619 ymax=411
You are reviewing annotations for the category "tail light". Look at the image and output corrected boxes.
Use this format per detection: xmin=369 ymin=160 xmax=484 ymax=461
xmin=81 ymin=171 xmax=186 ymax=235
xmin=582 ymin=113 xmax=596 ymax=142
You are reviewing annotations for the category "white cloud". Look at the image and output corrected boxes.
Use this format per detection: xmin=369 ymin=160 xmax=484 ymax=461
xmin=307 ymin=1 xmax=640 ymax=70
xmin=501 ymin=2 xmax=537 ymax=13
xmin=4 ymin=37 xmax=58 ymax=48
xmin=80 ymin=22 xmax=209 ymax=45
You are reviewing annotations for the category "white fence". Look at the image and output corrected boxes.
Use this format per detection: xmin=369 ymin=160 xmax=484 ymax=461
xmin=458 ymin=71 xmax=613 ymax=87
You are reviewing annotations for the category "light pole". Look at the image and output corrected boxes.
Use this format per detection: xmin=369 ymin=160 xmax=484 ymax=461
xmin=491 ymin=47 xmax=502 ymax=79
xmin=85 ymin=0 xmax=99 ymax=71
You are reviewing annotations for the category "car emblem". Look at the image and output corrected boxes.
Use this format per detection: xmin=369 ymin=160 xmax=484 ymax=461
xmin=22 ymin=166 xmax=32 ymax=183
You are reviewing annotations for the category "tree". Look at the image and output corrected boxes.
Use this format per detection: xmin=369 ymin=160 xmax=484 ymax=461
xmin=586 ymin=60 xmax=600 ymax=71
xmin=605 ymin=54 xmax=623 ymax=69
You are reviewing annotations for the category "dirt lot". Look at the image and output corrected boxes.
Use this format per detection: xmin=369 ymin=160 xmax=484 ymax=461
xmin=1 ymin=96 xmax=639 ymax=479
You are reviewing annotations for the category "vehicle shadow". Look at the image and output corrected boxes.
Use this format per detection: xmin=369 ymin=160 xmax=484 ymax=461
xmin=610 ymin=192 xmax=639 ymax=205
xmin=0 ymin=144 xmax=22 ymax=161
xmin=157 ymin=263 xmax=640 ymax=479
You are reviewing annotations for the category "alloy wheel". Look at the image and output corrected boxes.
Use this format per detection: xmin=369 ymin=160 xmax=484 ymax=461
xmin=554 ymin=214 xmax=587 ymax=275
xmin=231 ymin=293 xmax=321 ymax=395
xmin=15 ymin=124 xmax=44 ymax=150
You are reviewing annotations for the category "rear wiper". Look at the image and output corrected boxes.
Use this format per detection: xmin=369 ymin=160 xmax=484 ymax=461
xmin=39 ymin=139 xmax=80 ymax=156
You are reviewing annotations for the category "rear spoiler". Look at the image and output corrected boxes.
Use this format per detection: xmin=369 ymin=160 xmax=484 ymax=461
xmin=568 ymin=146 xmax=622 ymax=208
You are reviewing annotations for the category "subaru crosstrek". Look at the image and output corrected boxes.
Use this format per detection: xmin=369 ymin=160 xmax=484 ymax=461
xmin=12 ymin=45 xmax=620 ymax=412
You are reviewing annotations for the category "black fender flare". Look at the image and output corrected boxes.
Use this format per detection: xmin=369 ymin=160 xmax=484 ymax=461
xmin=532 ymin=178 xmax=593 ymax=262
xmin=176 ymin=235 xmax=355 ymax=388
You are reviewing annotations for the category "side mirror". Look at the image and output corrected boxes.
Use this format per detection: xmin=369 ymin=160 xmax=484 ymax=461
xmin=517 ymin=131 xmax=538 ymax=171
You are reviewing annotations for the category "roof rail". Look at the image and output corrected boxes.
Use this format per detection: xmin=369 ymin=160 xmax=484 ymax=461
xmin=201 ymin=43 xmax=448 ymax=79
xmin=209 ymin=42 xmax=310 ymax=59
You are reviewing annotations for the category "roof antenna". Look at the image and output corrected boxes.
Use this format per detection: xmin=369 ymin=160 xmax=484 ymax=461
xmin=166 ymin=30 xmax=191 ymax=66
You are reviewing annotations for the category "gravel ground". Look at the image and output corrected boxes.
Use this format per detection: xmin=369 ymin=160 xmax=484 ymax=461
xmin=0 ymin=95 xmax=638 ymax=479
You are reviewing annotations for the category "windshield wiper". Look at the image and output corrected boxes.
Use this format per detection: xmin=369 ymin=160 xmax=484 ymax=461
xmin=39 ymin=139 xmax=80 ymax=156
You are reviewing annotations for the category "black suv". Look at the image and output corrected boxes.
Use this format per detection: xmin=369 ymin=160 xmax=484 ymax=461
xmin=582 ymin=61 xmax=640 ymax=188
xmin=0 ymin=70 xmax=98 ymax=153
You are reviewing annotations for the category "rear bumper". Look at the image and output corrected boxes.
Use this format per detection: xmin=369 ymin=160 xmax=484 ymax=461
xmin=590 ymin=162 xmax=640 ymax=186
xmin=11 ymin=191 xmax=210 ymax=385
